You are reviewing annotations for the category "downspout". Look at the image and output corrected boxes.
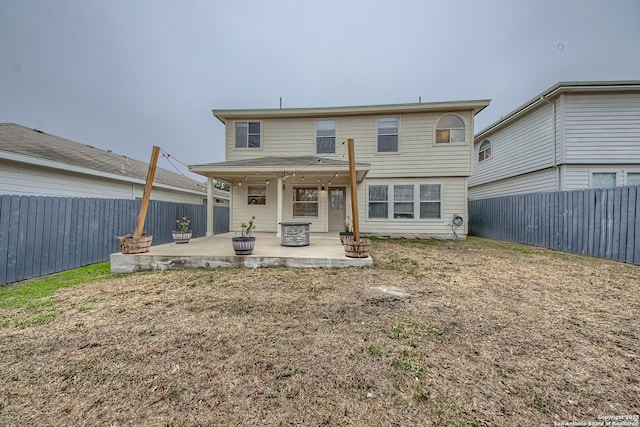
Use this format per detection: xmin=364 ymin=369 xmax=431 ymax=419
xmin=540 ymin=95 xmax=560 ymax=191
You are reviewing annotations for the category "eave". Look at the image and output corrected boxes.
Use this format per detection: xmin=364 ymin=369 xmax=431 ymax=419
xmin=213 ymin=100 xmax=491 ymax=124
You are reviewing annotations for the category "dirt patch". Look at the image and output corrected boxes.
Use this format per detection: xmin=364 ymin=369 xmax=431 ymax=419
xmin=0 ymin=238 xmax=638 ymax=426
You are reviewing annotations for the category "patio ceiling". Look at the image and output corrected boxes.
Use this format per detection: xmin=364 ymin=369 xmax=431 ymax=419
xmin=189 ymin=156 xmax=370 ymax=184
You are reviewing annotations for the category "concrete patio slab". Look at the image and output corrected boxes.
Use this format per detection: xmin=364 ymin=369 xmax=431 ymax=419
xmin=110 ymin=232 xmax=373 ymax=273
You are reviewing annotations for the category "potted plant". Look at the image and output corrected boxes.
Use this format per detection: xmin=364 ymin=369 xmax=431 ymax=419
xmin=232 ymin=216 xmax=256 ymax=255
xmin=339 ymin=216 xmax=354 ymax=245
xmin=172 ymin=216 xmax=192 ymax=244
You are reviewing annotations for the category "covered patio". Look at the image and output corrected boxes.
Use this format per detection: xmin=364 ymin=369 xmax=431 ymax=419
xmin=110 ymin=232 xmax=373 ymax=273
xmin=189 ymin=156 xmax=370 ymax=236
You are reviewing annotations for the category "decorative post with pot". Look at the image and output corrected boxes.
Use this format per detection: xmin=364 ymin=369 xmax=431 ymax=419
xmin=344 ymin=138 xmax=370 ymax=258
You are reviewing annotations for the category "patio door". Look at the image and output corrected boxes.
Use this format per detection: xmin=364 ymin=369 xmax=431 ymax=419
xmin=328 ymin=187 xmax=346 ymax=232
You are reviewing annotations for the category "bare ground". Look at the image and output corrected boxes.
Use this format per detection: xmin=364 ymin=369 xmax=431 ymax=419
xmin=0 ymin=237 xmax=639 ymax=427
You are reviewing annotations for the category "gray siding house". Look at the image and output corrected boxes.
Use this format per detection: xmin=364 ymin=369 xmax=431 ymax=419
xmin=0 ymin=123 xmax=229 ymax=205
xmin=469 ymin=81 xmax=640 ymax=200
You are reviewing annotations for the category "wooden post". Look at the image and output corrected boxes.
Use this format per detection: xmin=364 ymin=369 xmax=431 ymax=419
xmin=347 ymin=138 xmax=360 ymax=241
xmin=134 ymin=146 xmax=160 ymax=237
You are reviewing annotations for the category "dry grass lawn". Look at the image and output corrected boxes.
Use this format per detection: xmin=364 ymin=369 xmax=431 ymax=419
xmin=0 ymin=237 xmax=639 ymax=426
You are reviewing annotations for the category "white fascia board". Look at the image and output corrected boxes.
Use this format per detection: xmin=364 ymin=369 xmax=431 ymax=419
xmin=0 ymin=151 xmax=206 ymax=196
xmin=213 ymin=100 xmax=491 ymax=124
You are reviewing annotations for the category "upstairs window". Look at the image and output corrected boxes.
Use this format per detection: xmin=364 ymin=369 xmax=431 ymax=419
xmin=478 ymin=139 xmax=492 ymax=161
xmin=436 ymin=115 xmax=465 ymax=144
xmin=316 ymin=120 xmax=336 ymax=154
xmin=377 ymin=117 xmax=399 ymax=152
xmin=235 ymin=121 xmax=261 ymax=148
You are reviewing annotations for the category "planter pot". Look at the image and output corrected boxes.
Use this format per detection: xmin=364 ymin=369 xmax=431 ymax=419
xmin=117 ymin=234 xmax=152 ymax=254
xmin=339 ymin=231 xmax=354 ymax=245
xmin=232 ymin=236 xmax=256 ymax=255
xmin=344 ymin=238 xmax=371 ymax=258
xmin=172 ymin=230 xmax=192 ymax=244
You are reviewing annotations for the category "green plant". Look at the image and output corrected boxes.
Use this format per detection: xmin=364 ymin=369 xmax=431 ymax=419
xmin=392 ymin=357 xmax=424 ymax=377
xmin=368 ymin=344 xmax=384 ymax=356
xmin=240 ymin=216 xmax=256 ymax=237
xmin=344 ymin=216 xmax=352 ymax=233
xmin=175 ymin=216 xmax=191 ymax=232
xmin=390 ymin=325 xmax=405 ymax=339
xmin=0 ymin=262 xmax=112 ymax=328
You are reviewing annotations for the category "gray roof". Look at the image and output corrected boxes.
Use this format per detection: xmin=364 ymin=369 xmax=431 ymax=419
xmin=476 ymin=80 xmax=640 ymax=140
xmin=0 ymin=123 xmax=210 ymax=195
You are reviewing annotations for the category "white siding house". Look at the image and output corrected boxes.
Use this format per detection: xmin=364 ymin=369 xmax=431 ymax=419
xmin=469 ymin=81 xmax=640 ymax=199
xmin=190 ymin=100 xmax=490 ymax=239
xmin=0 ymin=123 xmax=230 ymax=205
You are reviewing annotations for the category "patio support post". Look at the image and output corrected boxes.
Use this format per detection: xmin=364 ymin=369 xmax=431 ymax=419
xmin=276 ymin=176 xmax=283 ymax=237
xmin=134 ymin=145 xmax=160 ymax=237
xmin=347 ymin=138 xmax=360 ymax=241
xmin=206 ymin=176 xmax=214 ymax=236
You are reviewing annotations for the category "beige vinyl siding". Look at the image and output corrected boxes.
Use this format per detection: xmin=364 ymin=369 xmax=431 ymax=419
xmin=468 ymin=168 xmax=558 ymax=200
xmin=226 ymin=118 xmax=318 ymax=160
xmin=470 ymin=103 xmax=554 ymax=187
xmin=230 ymin=180 xmax=333 ymax=233
xmin=230 ymin=181 xmax=279 ymax=233
xmin=226 ymin=111 xmax=475 ymax=178
xmin=358 ymin=177 xmax=467 ymax=238
xmin=564 ymin=92 xmax=640 ymax=163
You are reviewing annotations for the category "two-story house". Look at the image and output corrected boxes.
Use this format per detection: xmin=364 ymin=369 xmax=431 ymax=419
xmin=469 ymin=81 xmax=640 ymax=200
xmin=190 ymin=100 xmax=490 ymax=239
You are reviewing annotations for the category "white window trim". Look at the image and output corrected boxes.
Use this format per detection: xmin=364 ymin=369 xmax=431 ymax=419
xmin=433 ymin=113 xmax=467 ymax=146
xmin=233 ymin=120 xmax=263 ymax=150
xmin=247 ymin=184 xmax=268 ymax=206
xmin=624 ymin=170 xmax=640 ymax=186
xmin=315 ymin=119 xmax=337 ymax=155
xmin=367 ymin=184 xmax=389 ymax=219
xmin=366 ymin=182 xmax=442 ymax=220
xmin=589 ymin=170 xmax=620 ymax=189
xmin=375 ymin=116 xmax=401 ymax=154
xmin=478 ymin=138 xmax=492 ymax=162
xmin=292 ymin=186 xmax=320 ymax=218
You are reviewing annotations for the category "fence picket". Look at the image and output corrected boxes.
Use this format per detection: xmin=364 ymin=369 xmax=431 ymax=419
xmin=0 ymin=196 xmax=229 ymax=285
xmin=469 ymin=186 xmax=640 ymax=266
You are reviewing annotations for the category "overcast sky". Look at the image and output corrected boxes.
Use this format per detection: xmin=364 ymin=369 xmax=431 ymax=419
xmin=1 ymin=0 xmax=638 ymax=179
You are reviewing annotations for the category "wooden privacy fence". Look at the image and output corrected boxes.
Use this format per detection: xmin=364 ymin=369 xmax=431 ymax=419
xmin=0 ymin=195 xmax=230 ymax=285
xmin=468 ymin=186 xmax=640 ymax=265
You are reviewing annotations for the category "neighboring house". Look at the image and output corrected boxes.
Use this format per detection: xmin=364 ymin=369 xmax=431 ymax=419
xmin=190 ymin=100 xmax=490 ymax=238
xmin=0 ymin=123 xmax=229 ymax=205
xmin=469 ymin=81 xmax=640 ymax=200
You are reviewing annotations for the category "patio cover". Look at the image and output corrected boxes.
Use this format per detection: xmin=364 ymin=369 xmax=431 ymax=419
xmin=189 ymin=155 xmax=370 ymax=184
xmin=189 ymin=156 xmax=370 ymax=236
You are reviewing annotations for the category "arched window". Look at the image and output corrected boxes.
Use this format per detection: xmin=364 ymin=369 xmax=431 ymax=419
xmin=478 ymin=139 xmax=492 ymax=161
xmin=435 ymin=115 xmax=465 ymax=144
